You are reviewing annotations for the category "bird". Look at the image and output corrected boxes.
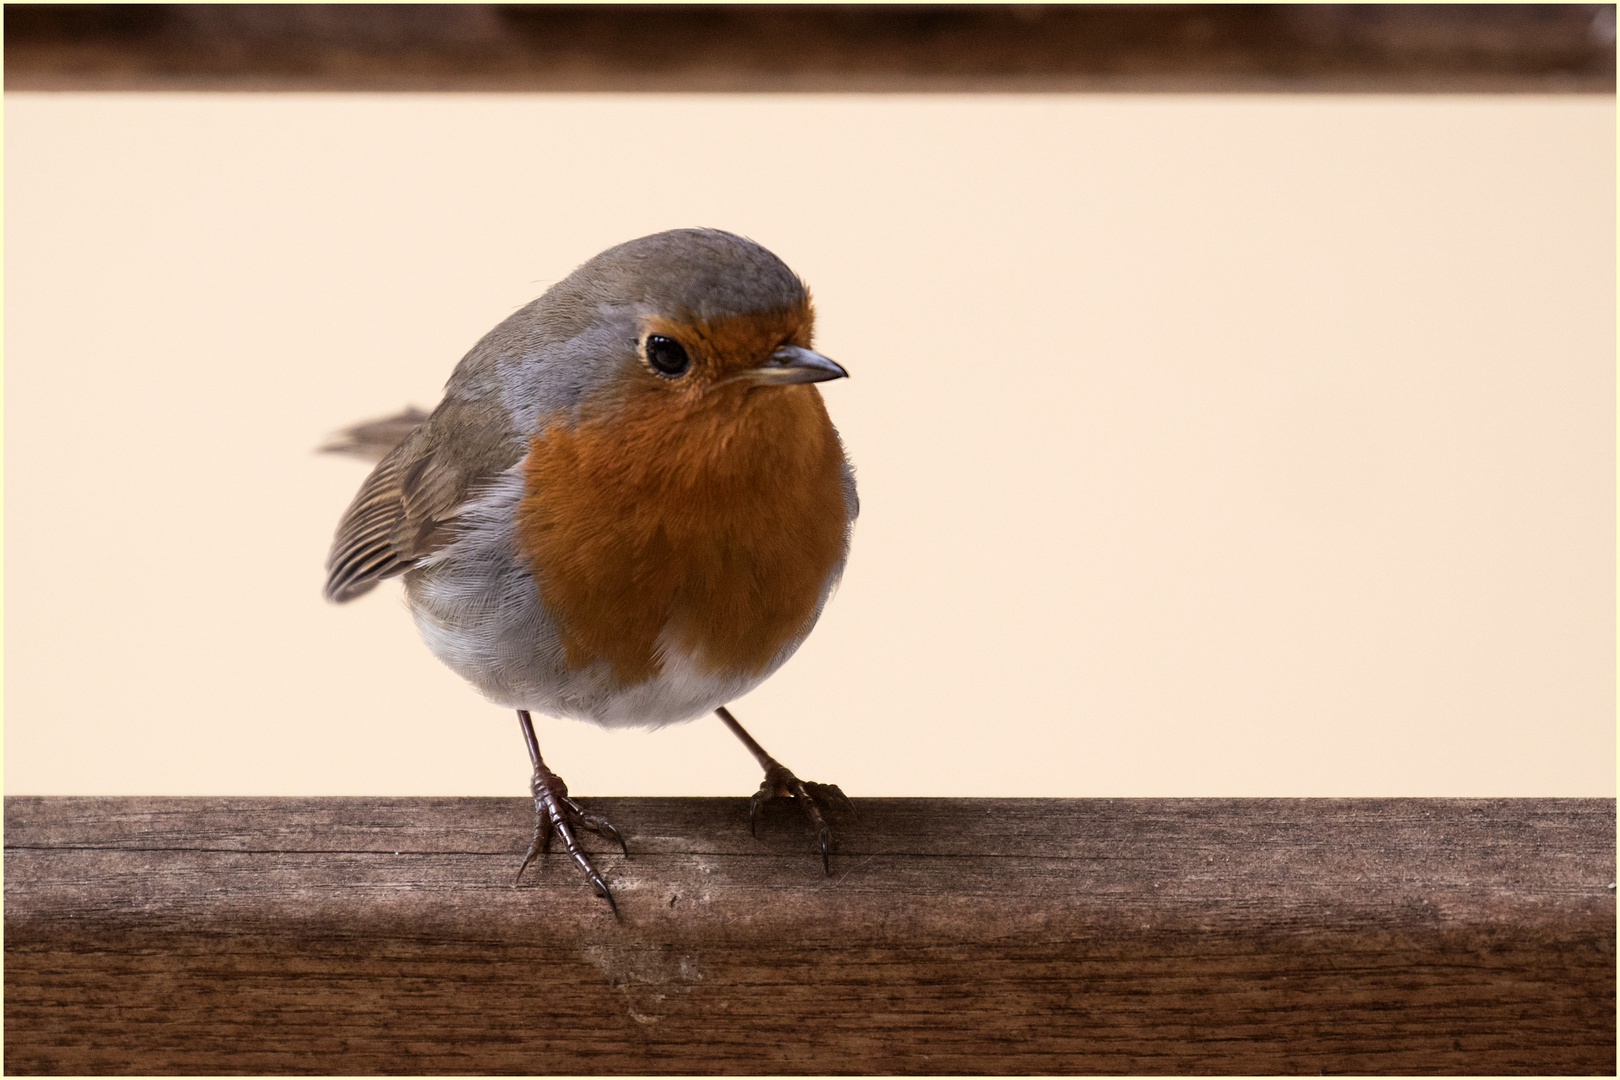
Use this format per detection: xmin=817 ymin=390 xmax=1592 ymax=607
xmin=323 ymin=228 xmax=857 ymax=910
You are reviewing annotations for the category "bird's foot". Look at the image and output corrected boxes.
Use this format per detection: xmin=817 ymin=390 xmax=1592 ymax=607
xmin=516 ymin=765 xmax=627 ymax=912
xmin=749 ymin=762 xmax=854 ymax=874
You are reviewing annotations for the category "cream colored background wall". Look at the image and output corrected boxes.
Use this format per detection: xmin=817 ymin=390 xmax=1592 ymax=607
xmin=5 ymin=94 xmax=1614 ymax=797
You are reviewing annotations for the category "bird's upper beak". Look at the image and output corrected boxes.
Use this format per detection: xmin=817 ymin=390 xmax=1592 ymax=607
xmin=734 ymin=345 xmax=849 ymax=387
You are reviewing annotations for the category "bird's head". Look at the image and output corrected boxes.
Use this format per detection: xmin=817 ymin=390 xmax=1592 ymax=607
xmin=490 ymin=229 xmax=847 ymax=432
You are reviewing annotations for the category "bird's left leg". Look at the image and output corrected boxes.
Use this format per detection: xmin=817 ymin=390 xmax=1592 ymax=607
xmin=715 ymin=705 xmax=852 ymax=874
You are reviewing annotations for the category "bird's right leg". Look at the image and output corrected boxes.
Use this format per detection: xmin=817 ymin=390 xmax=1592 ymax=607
xmin=514 ymin=710 xmax=627 ymax=912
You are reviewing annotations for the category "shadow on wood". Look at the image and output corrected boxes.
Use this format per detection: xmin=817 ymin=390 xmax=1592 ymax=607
xmin=5 ymin=796 xmax=1615 ymax=1074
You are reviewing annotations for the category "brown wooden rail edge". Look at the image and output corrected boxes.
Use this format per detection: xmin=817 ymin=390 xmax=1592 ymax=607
xmin=4 ymin=4 xmax=1616 ymax=93
xmin=4 ymin=796 xmax=1615 ymax=1075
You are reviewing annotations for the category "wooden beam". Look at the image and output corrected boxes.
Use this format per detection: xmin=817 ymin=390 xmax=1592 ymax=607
xmin=5 ymin=4 xmax=1615 ymax=93
xmin=5 ymin=796 xmax=1614 ymax=1074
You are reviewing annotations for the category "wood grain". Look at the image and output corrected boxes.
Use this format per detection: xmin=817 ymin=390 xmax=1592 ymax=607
xmin=5 ymin=4 xmax=1615 ymax=93
xmin=5 ymin=796 xmax=1614 ymax=1074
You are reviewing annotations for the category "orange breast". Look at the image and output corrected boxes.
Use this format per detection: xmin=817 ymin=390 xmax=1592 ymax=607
xmin=515 ymin=382 xmax=849 ymax=688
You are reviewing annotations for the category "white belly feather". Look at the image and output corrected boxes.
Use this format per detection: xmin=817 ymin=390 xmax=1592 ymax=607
xmin=404 ymin=465 xmax=806 ymax=728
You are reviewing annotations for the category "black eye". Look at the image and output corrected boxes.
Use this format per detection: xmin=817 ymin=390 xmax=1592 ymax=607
xmin=645 ymin=334 xmax=690 ymax=377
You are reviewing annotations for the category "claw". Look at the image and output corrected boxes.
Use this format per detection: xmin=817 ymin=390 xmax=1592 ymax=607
xmin=748 ymin=788 xmax=768 ymax=838
xmin=591 ymin=873 xmax=618 ymax=915
xmin=713 ymin=706 xmax=850 ymax=877
xmin=750 ymin=762 xmax=849 ymax=875
xmin=580 ymin=811 xmax=628 ymax=856
xmin=828 ymin=784 xmax=856 ymax=817
xmin=514 ymin=807 xmax=551 ymax=884
xmin=516 ymin=772 xmax=624 ymax=911
xmin=513 ymin=711 xmax=623 ymax=909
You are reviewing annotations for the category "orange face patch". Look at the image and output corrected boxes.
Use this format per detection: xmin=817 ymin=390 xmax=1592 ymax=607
xmin=634 ymin=297 xmax=815 ymax=394
xmin=515 ymin=306 xmax=849 ymax=688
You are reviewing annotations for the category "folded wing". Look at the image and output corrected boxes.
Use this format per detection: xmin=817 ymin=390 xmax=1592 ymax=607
xmin=323 ymin=400 xmax=518 ymax=603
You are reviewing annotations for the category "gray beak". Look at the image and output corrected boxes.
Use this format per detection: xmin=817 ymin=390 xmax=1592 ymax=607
xmin=741 ymin=345 xmax=849 ymax=386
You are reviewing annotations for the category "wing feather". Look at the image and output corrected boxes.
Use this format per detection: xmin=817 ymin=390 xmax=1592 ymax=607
xmin=323 ymin=393 xmax=526 ymax=604
xmin=324 ymin=439 xmax=466 ymax=602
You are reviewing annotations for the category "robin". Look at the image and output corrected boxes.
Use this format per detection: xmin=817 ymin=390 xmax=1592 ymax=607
xmin=323 ymin=229 xmax=856 ymax=910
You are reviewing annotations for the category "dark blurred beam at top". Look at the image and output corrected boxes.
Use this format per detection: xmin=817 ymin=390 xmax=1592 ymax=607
xmin=4 ymin=4 xmax=1615 ymax=93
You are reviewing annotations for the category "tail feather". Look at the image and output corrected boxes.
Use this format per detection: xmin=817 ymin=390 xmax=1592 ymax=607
xmin=319 ymin=406 xmax=427 ymax=464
